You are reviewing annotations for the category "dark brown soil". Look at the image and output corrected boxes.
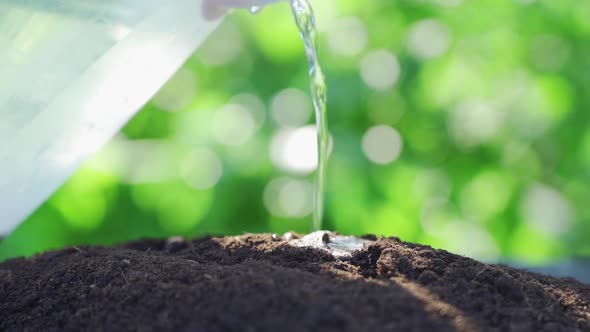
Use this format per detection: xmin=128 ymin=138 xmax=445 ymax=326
xmin=0 ymin=233 xmax=589 ymax=332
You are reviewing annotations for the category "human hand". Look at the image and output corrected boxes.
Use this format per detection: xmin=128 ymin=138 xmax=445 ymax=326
xmin=202 ymin=0 xmax=282 ymax=20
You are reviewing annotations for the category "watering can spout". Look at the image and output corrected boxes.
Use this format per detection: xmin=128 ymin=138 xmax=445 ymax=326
xmin=0 ymin=0 xmax=280 ymax=236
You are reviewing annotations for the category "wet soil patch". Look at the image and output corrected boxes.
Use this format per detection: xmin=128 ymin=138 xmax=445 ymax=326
xmin=1 ymin=233 xmax=589 ymax=331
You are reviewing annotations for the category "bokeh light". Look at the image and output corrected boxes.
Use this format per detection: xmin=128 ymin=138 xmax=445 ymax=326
xmin=448 ymin=99 xmax=502 ymax=149
xmin=360 ymin=50 xmax=401 ymax=91
xmin=407 ymin=19 xmax=451 ymax=60
xmin=180 ymin=148 xmax=223 ymax=190
xmin=271 ymin=88 xmax=312 ymax=128
xmin=326 ymin=17 xmax=368 ymax=57
xmin=362 ymin=125 xmax=403 ymax=165
xmin=270 ymin=125 xmax=321 ymax=174
xmin=264 ymin=177 xmax=313 ymax=218
xmin=520 ymin=184 xmax=574 ymax=236
xmin=212 ymin=103 xmax=257 ymax=146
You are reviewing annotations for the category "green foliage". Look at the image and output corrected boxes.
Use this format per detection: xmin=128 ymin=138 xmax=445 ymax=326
xmin=2 ymin=0 xmax=590 ymax=263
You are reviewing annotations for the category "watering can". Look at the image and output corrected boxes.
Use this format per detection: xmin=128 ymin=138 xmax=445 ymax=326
xmin=0 ymin=0 xmax=279 ymax=236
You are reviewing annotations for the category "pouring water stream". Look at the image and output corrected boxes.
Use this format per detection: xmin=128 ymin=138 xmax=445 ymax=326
xmin=289 ymin=0 xmax=328 ymax=231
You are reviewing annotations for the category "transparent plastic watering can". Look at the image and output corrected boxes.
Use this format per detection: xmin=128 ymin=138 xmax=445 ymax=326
xmin=0 ymin=0 xmax=277 ymax=235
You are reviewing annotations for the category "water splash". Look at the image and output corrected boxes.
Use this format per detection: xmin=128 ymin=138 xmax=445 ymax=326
xmin=290 ymin=0 xmax=328 ymax=231
xmin=288 ymin=231 xmax=373 ymax=258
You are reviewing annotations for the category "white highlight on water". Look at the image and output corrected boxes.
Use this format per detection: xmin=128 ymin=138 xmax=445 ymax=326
xmin=249 ymin=5 xmax=263 ymax=14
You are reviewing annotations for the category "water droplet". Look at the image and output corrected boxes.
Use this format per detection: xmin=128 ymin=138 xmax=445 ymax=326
xmin=249 ymin=5 xmax=263 ymax=14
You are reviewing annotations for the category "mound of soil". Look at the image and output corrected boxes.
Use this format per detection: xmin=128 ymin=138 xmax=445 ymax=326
xmin=1 ymin=233 xmax=589 ymax=331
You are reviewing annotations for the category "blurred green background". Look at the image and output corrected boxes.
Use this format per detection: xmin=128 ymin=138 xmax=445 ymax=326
xmin=1 ymin=0 xmax=590 ymax=264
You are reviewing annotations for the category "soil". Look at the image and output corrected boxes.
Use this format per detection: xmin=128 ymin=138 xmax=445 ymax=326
xmin=0 ymin=233 xmax=589 ymax=332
